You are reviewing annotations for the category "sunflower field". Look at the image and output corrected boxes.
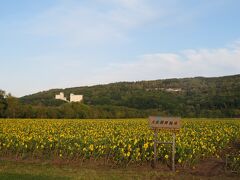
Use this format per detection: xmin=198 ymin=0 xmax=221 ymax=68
xmin=0 ymin=119 xmax=239 ymax=167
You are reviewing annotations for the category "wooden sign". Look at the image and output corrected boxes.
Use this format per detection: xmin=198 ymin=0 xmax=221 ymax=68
xmin=148 ymin=116 xmax=181 ymax=171
xmin=149 ymin=116 xmax=181 ymax=131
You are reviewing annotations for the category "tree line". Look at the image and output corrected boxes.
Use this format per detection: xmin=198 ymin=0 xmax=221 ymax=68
xmin=0 ymin=90 xmax=146 ymax=118
xmin=1 ymin=74 xmax=240 ymax=118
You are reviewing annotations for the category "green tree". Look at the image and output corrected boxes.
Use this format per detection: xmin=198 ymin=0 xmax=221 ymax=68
xmin=0 ymin=90 xmax=7 ymax=117
xmin=5 ymin=95 xmax=20 ymax=118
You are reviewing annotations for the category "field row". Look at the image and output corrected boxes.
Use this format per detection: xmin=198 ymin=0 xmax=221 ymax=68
xmin=0 ymin=119 xmax=239 ymax=167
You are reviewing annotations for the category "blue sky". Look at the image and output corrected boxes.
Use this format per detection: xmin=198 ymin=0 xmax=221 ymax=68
xmin=1 ymin=0 xmax=240 ymax=97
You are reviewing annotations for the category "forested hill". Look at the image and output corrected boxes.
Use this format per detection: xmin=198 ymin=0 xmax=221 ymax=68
xmin=20 ymin=74 xmax=240 ymax=117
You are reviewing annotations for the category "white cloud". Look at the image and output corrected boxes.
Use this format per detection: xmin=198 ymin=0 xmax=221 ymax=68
xmin=20 ymin=0 xmax=227 ymax=51
xmin=24 ymin=0 xmax=224 ymax=48
xmin=27 ymin=0 xmax=159 ymax=46
xmin=5 ymin=41 xmax=240 ymax=97
xmin=86 ymin=42 xmax=240 ymax=83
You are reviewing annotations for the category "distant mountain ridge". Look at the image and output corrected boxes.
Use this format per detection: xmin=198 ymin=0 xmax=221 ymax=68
xmin=20 ymin=74 xmax=240 ymax=117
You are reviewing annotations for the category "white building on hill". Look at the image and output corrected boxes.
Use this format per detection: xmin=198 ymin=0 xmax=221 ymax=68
xmin=70 ymin=93 xmax=83 ymax=102
xmin=55 ymin=92 xmax=67 ymax=101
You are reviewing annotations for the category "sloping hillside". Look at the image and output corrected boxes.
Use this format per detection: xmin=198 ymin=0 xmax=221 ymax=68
xmin=20 ymin=74 xmax=240 ymax=117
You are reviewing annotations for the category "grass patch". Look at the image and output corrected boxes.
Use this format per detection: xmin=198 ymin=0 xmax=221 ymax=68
xmin=0 ymin=159 xmax=239 ymax=179
xmin=0 ymin=172 xmax=68 ymax=180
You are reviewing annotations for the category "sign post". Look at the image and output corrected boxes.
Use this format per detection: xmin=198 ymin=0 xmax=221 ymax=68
xmin=148 ymin=116 xmax=181 ymax=171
